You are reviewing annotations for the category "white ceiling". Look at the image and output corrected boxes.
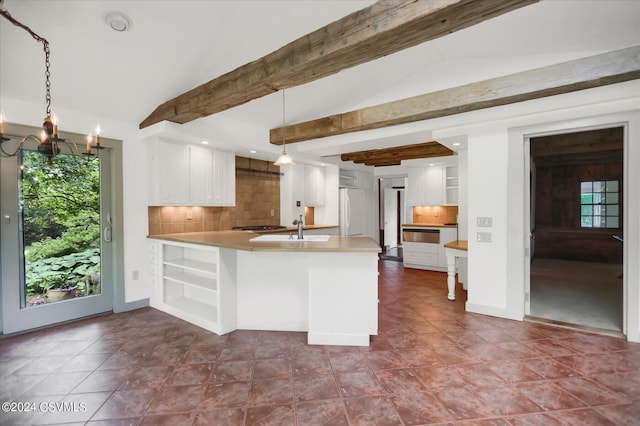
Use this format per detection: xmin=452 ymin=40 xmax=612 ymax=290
xmin=1 ymin=0 xmax=639 ymax=166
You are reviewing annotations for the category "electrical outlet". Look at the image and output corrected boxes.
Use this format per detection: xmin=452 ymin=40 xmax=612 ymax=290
xmin=477 ymin=217 xmax=492 ymax=227
xmin=132 ymin=270 xmax=139 ymax=280
xmin=186 ymin=210 xmax=193 ymax=220
xmin=477 ymin=232 xmax=492 ymax=243
xmin=270 ymin=209 xmax=275 ymax=217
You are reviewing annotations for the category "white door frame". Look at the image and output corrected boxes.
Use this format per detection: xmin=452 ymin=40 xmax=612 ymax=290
xmin=515 ymin=112 xmax=638 ymax=340
xmin=0 ymin=124 xmax=116 ymax=334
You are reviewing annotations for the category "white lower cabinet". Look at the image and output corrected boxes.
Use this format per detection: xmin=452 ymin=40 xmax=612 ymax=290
xmin=403 ymin=241 xmax=440 ymax=269
xmin=149 ymin=239 xmax=237 ymax=334
xmin=402 ymin=227 xmax=458 ymax=272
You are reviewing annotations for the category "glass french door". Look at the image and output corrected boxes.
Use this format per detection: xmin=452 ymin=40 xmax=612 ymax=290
xmin=1 ymin=137 xmax=114 ymax=334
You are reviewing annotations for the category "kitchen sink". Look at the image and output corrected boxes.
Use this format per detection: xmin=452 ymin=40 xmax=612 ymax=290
xmin=249 ymin=234 xmax=331 ymax=242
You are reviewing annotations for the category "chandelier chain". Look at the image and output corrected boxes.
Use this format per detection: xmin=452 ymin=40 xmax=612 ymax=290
xmin=1 ymin=8 xmax=52 ymax=116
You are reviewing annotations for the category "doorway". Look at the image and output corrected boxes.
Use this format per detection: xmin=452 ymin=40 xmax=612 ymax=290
xmin=528 ymin=127 xmax=624 ymax=333
xmin=380 ymin=180 xmax=405 ymax=261
xmin=1 ymin=125 xmax=115 ymax=334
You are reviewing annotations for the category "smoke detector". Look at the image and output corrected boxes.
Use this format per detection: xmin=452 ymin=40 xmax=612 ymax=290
xmin=105 ymin=12 xmax=132 ymax=32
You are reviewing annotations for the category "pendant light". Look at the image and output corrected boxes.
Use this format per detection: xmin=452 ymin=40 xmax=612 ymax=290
xmin=274 ymin=89 xmax=295 ymax=166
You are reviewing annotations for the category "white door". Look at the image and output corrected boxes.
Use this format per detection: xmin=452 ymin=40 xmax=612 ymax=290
xmin=1 ymin=137 xmax=114 ymax=334
xmin=383 ymin=188 xmax=398 ymax=249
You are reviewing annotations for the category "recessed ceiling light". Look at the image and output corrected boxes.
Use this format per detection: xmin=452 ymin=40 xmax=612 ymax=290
xmin=105 ymin=12 xmax=132 ymax=32
xmin=250 ymin=150 xmax=257 ymax=154
xmin=452 ymin=142 xmax=461 ymax=146
xmin=201 ymin=141 xmax=209 ymax=145
xmin=429 ymin=163 xmax=435 ymax=166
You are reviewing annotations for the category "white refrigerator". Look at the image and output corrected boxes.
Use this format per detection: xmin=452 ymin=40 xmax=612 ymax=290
xmin=339 ymin=188 xmax=367 ymax=237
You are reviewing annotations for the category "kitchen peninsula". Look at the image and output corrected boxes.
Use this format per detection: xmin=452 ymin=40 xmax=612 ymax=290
xmin=148 ymin=231 xmax=380 ymax=346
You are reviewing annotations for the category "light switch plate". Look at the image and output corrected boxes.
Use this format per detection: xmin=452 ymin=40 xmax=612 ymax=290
xmin=477 ymin=217 xmax=493 ymax=227
xmin=477 ymin=232 xmax=492 ymax=243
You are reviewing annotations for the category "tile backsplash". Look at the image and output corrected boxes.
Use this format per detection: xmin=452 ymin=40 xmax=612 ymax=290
xmin=148 ymin=156 xmax=281 ymax=235
xmin=412 ymin=205 xmax=458 ymax=224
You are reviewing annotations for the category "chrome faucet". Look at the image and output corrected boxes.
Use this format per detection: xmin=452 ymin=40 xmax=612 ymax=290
xmin=293 ymin=214 xmax=304 ymax=240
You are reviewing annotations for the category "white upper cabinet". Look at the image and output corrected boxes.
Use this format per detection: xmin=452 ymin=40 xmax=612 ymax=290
xmin=149 ymin=140 xmax=235 ymax=206
xmin=305 ymin=165 xmax=325 ymax=206
xmin=405 ymin=156 xmax=460 ymax=207
xmin=406 ymin=165 xmax=447 ymax=206
xmin=149 ymin=140 xmax=190 ymax=205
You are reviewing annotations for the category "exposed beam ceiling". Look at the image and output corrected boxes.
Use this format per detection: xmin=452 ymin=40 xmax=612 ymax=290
xmin=270 ymin=45 xmax=640 ymax=145
xmin=341 ymin=142 xmax=453 ymax=167
xmin=140 ymin=0 xmax=538 ymax=129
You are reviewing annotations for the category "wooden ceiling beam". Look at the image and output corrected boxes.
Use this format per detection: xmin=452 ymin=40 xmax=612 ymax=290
xmin=271 ymin=46 xmax=640 ymax=145
xmin=140 ymin=0 xmax=538 ymax=129
xmin=341 ymin=142 xmax=453 ymax=167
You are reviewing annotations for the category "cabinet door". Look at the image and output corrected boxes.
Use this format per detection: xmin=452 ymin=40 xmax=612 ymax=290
xmin=305 ymin=165 xmax=325 ymax=206
xmin=425 ymin=166 xmax=443 ymax=206
xmin=189 ymin=145 xmax=214 ymax=205
xmin=212 ymin=150 xmax=235 ymax=206
xmin=407 ymin=168 xmax=428 ymax=206
xmin=151 ymin=141 xmax=190 ymax=205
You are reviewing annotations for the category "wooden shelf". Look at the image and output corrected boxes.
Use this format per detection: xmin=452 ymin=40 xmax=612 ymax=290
xmin=163 ymin=258 xmax=217 ymax=274
xmin=163 ymin=270 xmax=218 ymax=291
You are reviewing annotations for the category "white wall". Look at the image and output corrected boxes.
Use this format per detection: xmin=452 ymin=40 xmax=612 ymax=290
xmin=466 ymin=130 xmax=510 ymax=316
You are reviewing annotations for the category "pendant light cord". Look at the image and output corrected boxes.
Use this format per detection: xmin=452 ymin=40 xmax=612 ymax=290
xmin=1 ymin=9 xmax=52 ymax=116
xmin=282 ymin=89 xmax=286 ymax=150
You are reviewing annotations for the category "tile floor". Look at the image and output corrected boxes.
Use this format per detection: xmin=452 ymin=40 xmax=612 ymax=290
xmin=1 ymin=260 xmax=639 ymax=425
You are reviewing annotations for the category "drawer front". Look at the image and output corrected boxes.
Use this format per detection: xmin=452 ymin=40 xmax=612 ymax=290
xmin=403 ymin=242 xmax=438 ymax=254
xmin=403 ymin=251 xmax=439 ymax=266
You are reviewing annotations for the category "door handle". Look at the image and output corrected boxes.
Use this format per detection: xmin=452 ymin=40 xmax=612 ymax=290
xmin=613 ymin=235 xmax=623 ymax=242
xmin=104 ymin=213 xmax=112 ymax=242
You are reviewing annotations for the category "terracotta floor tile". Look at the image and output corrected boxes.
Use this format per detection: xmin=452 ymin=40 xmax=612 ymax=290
xmin=391 ymin=391 xmax=452 ymax=425
xmin=146 ymin=384 xmax=206 ymax=414
xmin=294 ymin=374 xmax=340 ymax=402
xmin=523 ymin=358 xmax=580 ymax=380
xmin=504 ymin=413 xmax=564 ymax=426
xmin=434 ymin=387 xmax=500 ymax=420
xmin=336 ymin=371 xmax=385 ymax=398
xmin=140 ymin=412 xmax=193 ymax=425
xmin=198 ymin=381 xmax=250 ymax=409
xmin=590 ymin=371 xmax=640 ymax=400
xmin=485 ymin=360 xmax=545 ymax=383
xmin=474 ymin=385 xmax=543 ymax=416
xmin=25 ymin=371 xmax=90 ymax=396
xmin=548 ymin=407 xmax=617 ymax=425
xmin=414 ymin=364 xmax=468 ymax=390
xmin=453 ymin=363 xmax=506 ymax=387
xmin=210 ymin=360 xmax=253 ymax=382
xmin=296 ymin=399 xmax=349 ymax=426
xmin=245 ymin=404 xmax=295 ymax=426
xmin=293 ymin=354 xmax=332 ymax=376
xmin=253 ymin=357 xmax=291 ymax=379
xmin=91 ymin=388 xmax=159 ymax=420
xmin=364 ymin=350 xmax=407 ymax=370
xmin=248 ymin=377 xmax=294 ymax=407
xmin=193 ymin=407 xmax=245 ymax=426
xmin=71 ymin=368 xmax=133 ymax=393
xmin=555 ymin=377 xmax=629 ymax=405
xmin=119 ymin=365 xmax=172 ymax=389
xmin=166 ymin=363 xmax=213 ymax=385
xmin=375 ymin=368 xmax=426 ymax=394
xmin=517 ymin=382 xmax=586 ymax=411
xmin=343 ymin=395 xmax=403 ymax=425
xmin=329 ymin=352 xmax=369 ymax=373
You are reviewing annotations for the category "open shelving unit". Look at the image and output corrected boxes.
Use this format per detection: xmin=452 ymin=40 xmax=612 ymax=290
xmin=149 ymin=240 xmax=236 ymax=334
xmin=445 ymin=166 xmax=459 ymax=205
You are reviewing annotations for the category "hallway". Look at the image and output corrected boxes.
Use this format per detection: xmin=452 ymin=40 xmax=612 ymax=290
xmin=1 ymin=261 xmax=638 ymax=425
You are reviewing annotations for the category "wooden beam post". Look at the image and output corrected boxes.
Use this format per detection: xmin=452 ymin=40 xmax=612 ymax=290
xmin=140 ymin=0 xmax=537 ymax=129
xmin=271 ymin=46 xmax=640 ymax=145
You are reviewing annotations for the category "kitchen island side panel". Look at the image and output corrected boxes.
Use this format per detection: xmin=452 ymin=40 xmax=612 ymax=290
xmin=308 ymin=252 xmax=378 ymax=346
xmin=236 ymin=251 xmax=310 ymax=332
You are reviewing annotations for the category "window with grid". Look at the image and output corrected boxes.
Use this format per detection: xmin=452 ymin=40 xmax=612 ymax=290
xmin=580 ymin=181 xmax=619 ymax=228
